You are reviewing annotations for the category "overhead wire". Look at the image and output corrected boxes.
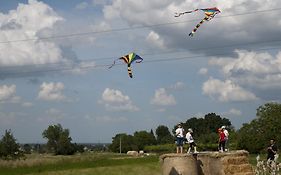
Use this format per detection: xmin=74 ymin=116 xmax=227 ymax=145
xmin=0 ymin=7 xmax=281 ymax=76
xmin=0 ymin=7 xmax=280 ymax=44
xmin=1 ymin=45 xmax=281 ymax=77
xmin=1 ymin=36 xmax=281 ymax=69
xmin=0 ymin=39 xmax=281 ymax=69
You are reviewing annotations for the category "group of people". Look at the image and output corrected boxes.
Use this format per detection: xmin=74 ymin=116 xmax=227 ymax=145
xmin=175 ymin=122 xmax=279 ymax=162
xmin=175 ymin=123 xmax=229 ymax=154
xmin=175 ymin=123 xmax=198 ymax=154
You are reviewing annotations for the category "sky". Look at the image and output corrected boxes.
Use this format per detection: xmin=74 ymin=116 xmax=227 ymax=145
xmin=0 ymin=0 xmax=281 ymax=143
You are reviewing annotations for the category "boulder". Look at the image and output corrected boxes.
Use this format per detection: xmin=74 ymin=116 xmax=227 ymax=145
xmin=127 ymin=151 xmax=138 ymax=156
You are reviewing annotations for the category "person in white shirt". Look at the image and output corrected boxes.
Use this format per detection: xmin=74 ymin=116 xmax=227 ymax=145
xmin=221 ymin=126 xmax=229 ymax=151
xmin=175 ymin=123 xmax=185 ymax=153
xmin=186 ymin=128 xmax=198 ymax=153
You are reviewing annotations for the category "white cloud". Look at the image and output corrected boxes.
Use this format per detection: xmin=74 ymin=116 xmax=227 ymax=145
xmin=103 ymin=0 xmax=172 ymax=23
xmin=91 ymin=21 xmax=111 ymax=32
xmin=0 ymin=0 xmax=64 ymax=67
xmin=0 ymin=0 xmax=88 ymax=79
xmin=75 ymin=2 xmax=89 ymax=10
xmin=151 ymin=88 xmax=176 ymax=106
xmin=67 ymin=61 xmax=96 ymax=75
xmin=99 ymin=88 xmax=139 ymax=112
xmin=202 ymin=78 xmax=258 ymax=102
xmin=0 ymin=85 xmax=20 ymax=103
xmin=38 ymin=82 xmax=66 ymax=101
xmin=228 ymin=108 xmax=242 ymax=116
xmin=92 ymin=0 xmax=110 ymax=6
xmin=209 ymin=50 xmax=281 ymax=90
xmin=101 ymin=0 xmax=281 ymax=57
xmin=210 ymin=50 xmax=274 ymax=76
xmin=222 ymin=108 xmax=242 ymax=116
xmin=198 ymin=68 xmax=208 ymax=75
xmin=169 ymin=81 xmax=185 ymax=90
xmin=145 ymin=31 xmax=165 ymax=49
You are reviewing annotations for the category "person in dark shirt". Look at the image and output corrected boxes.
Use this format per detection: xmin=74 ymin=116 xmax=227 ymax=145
xmin=267 ymin=139 xmax=278 ymax=161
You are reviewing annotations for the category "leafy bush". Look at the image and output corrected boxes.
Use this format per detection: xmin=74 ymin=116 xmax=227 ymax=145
xmin=0 ymin=130 xmax=24 ymax=160
xmin=42 ymin=124 xmax=76 ymax=155
xmin=237 ymin=103 xmax=281 ymax=153
xmin=144 ymin=144 xmax=176 ymax=153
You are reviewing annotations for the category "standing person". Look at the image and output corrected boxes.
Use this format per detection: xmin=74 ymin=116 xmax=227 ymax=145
xmin=186 ymin=128 xmax=198 ymax=153
xmin=221 ymin=126 xmax=229 ymax=151
xmin=267 ymin=139 xmax=278 ymax=161
xmin=175 ymin=123 xmax=185 ymax=154
xmin=218 ymin=128 xmax=226 ymax=152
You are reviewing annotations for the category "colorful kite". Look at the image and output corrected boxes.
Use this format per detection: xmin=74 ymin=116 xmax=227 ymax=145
xmin=109 ymin=52 xmax=143 ymax=78
xmin=175 ymin=7 xmax=221 ymax=37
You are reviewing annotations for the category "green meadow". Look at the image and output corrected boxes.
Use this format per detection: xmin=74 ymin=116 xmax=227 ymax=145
xmin=0 ymin=152 xmax=274 ymax=175
xmin=0 ymin=153 xmax=161 ymax=175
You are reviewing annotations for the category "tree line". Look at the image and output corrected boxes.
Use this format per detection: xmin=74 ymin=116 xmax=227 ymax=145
xmin=0 ymin=124 xmax=84 ymax=160
xmin=0 ymin=102 xmax=280 ymax=159
xmin=110 ymin=113 xmax=233 ymax=153
xmin=109 ymin=102 xmax=281 ymax=153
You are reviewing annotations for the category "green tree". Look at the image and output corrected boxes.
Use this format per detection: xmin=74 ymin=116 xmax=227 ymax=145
xmin=109 ymin=133 xmax=137 ymax=153
xmin=204 ymin=113 xmax=231 ymax=133
xmin=133 ymin=130 xmax=157 ymax=150
xmin=0 ymin=130 xmax=24 ymax=160
xmin=172 ymin=113 xmax=233 ymax=149
xmin=237 ymin=120 xmax=263 ymax=153
xmin=181 ymin=113 xmax=232 ymax=138
xmin=42 ymin=124 xmax=75 ymax=155
xmin=237 ymin=102 xmax=281 ymax=153
xmin=155 ymin=125 xmax=174 ymax=144
xmin=150 ymin=129 xmax=157 ymax=143
xmin=23 ymin=144 xmax=32 ymax=154
xmin=181 ymin=117 xmax=203 ymax=138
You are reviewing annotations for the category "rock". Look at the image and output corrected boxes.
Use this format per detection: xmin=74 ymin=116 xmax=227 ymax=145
xmin=139 ymin=150 xmax=144 ymax=156
xmin=127 ymin=151 xmax=138 ymax=156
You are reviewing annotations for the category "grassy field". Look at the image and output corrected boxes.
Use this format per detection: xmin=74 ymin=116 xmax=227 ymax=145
xmin=0 ymin=152 xmax=276 ymax=175
xmin=0 ymin=153 xmax=161 ymax=175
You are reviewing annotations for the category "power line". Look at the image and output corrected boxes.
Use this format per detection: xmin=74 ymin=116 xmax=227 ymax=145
xmin=1 ymin=45 xmax=281 ymax=77
xmin=0 ymin=7 xmax=280 ymax=44
xmin=1 ymin=37 xmax=281 ymax=70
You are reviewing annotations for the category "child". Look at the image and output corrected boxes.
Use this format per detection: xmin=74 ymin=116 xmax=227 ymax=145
xmin=186 ymin=128 xmax=198 ymax=153
xmin=175 ymin=123 xmax=185 ymax=153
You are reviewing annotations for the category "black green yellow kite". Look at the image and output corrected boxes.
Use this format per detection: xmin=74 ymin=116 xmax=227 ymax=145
xmin=109 ymin=52 xmax=143 ymax=78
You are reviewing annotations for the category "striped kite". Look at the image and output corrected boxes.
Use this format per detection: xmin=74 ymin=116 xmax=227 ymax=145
xmin=175 ymin=7 xmax=221 ymax=37
xmin=109 ymin=52 xmax=143 ymax=78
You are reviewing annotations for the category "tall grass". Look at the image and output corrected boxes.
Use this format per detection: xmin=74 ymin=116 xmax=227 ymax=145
xmin=0 ymin=153 xmax=160 ymax=175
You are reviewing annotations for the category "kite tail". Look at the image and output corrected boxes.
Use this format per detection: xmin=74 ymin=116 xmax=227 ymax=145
xmin=127 ymin=65 xmax=133 ymax=78
xmin=174 ymin=9 xmax=199 ymax=17
xmin=108 ymin=60 xmax=116 ymax=69
xmin=189 ymin=16 xmax=208 ymax=37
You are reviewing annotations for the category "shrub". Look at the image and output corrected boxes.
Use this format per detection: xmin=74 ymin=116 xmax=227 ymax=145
xmin=144 ymin=144 xmax=176 ymax=153
xmin=0 ymin=130 xmax=24 ymax=160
